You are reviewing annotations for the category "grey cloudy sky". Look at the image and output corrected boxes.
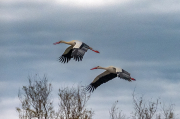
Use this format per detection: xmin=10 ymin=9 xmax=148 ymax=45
xmin=1 ymin=0 xmax=180 ymax=118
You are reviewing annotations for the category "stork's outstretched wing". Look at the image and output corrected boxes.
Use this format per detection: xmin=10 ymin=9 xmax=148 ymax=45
xmin=59 ymin=46 xmax=73 ymax=63
xmin=117 ymin=69 xmax=131 ymax=81
xmin=86 ymin=71 xmax=117 ymax=92
xmin=71 ymin=43 xmax=90 ymax=61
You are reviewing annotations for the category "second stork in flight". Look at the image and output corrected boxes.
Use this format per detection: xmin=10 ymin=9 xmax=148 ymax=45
xmin=86 ymin=66 xmax=136 ymax=92
xmin=53 ymin=40 xmax=99 ymax=63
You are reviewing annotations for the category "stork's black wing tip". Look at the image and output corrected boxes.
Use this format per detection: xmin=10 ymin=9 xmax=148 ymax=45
xmin=59 ymin=56 xmax=71 ymax=63
xmin=85 ymin=84 xmax=95 ymax=93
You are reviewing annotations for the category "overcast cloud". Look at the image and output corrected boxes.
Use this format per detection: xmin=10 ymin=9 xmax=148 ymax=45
xmin=1 ymin=0 xmax=180 ymax=118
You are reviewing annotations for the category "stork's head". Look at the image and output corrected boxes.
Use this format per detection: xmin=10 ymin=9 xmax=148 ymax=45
xmin=53 ymin=41 xmax=62 ymax=45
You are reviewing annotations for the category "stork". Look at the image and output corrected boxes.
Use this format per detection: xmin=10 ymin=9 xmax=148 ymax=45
xmin=86 ymin=66 xmax=136 ymax=92
xmin=53 ymin=40 xmax=99 ymax=63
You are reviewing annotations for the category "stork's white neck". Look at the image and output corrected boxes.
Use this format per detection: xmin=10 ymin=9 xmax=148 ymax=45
xmin=61 ymin=40 xmax=76 ymax=46
xmin=98 ymin=66 xmax=107 ymax=70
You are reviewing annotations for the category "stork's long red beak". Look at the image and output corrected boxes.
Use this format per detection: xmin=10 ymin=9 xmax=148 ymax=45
xmin=131 ymin=78 xmax=136 ymax=81
xmin=90 ymin=67 xmax=98 ymax=70
xmin=53 ymin=41 xmax=61 ymax=45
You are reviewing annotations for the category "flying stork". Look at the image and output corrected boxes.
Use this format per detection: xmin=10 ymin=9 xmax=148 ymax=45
xmin=86 ymin=66 xmax=136 ymax=92
xmin=53 ymin=40 xmax=99 ymax=63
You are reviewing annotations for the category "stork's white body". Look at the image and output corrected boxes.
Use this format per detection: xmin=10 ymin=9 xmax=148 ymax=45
xmin=73 ymin=40 xmax=83 ymax=48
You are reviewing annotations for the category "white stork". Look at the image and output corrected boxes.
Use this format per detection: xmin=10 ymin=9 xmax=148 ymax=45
xmin=53 ymin=40 xmax=99 ymax=63
xmin=86 ymin=66 xmax=136 ymax=92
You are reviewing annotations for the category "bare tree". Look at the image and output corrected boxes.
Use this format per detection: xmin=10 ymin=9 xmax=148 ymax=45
xmin=17 ymin=75 xmax=54 ymax=119
xmin=109 ymin=100 xmax=126 ymax=119
xmin=109 ymin=90 xmax=177 ymax=119
xmin=132 ymin=91 xmax=159 ymax=119
xmin=161 ymin=103 xmax=175 ymax=119
xmin=56 ymin=85 xmax=94 ymax=119
xmin=132 ymin=91 xmax=176 ymax=119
